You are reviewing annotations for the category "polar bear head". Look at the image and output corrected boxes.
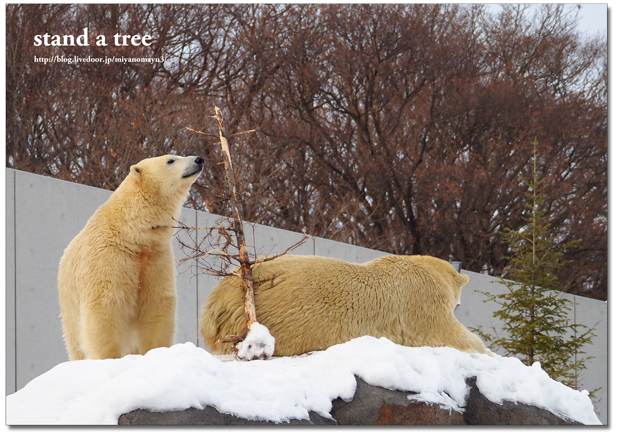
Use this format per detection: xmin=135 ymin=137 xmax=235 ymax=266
xmin=128 ymin=155 xmax=204 ymax=205
xmin=416 ymin=256 xmax=469 ymax=310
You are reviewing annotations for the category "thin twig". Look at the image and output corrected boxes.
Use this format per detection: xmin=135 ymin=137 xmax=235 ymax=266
xmin=218 ymin=334 xmax=247 ymax=344
xmin=185 ymin=126 xmax=219 ymax=139
xmin=233 ymin=129 xmax=256 ymax=137
xmin=252 ymin=234 xmax=311 ymax=265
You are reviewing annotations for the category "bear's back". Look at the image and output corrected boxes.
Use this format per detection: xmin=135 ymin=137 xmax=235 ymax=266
xmin=201 ymin=254 xmax=475 ymax=356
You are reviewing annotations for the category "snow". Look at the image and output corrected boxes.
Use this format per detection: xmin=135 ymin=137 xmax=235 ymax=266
xmin=5 ymin=336 xmax=601 ymax=426
xmin=233 ymin=322 xmax=275 ymax=360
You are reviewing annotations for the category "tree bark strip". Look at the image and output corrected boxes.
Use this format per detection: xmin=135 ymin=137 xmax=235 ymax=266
xmin=214 ymin=106 xmax=257 ymax=331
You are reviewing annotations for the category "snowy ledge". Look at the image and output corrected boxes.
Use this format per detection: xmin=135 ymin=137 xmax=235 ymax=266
xmin=6 ymin=336 xmax=601 ymax=425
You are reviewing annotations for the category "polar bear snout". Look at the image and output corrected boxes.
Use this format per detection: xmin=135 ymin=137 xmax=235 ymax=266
xmin=182 ymin=156 xmax=204 ymax=179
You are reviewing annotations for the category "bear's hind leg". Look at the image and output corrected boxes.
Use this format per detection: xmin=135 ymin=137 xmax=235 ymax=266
xmin=136 ymin=294 xmax=176 ymax=354
xmin=62 ymin=321 xmax=87 ymax=361
xmin=81 ymin=305 xmax=131 ymax=359
xmin=60 ymin=296 xmax=87 ymax=360
xmin=135 ymin=251 xmax=177 ymax=354
xmin=449 ymin=321 xmax=491 ymax=355
xmin=63 ymin=323 xmax=87 ymax=361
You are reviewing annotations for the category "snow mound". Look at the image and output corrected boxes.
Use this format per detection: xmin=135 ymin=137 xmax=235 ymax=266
xmin=234 ymin=322 xmax=275 ymax=360
xmin=5 ymin=336 xmax=601 ymax=425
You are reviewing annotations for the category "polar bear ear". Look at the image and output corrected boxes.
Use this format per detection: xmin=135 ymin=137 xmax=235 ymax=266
xmin=130 ymin=164 xmax=142 ymax=176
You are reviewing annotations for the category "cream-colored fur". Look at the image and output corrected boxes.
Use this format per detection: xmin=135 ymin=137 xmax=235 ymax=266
xmin=58 ymin=155 xmax=203 ymax=360
xmin=201 ymin=255 xmax=489 ymax=356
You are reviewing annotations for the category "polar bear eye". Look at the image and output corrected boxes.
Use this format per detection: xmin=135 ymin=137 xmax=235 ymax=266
xmin=167 ymin=159 xmax=175 ymax=165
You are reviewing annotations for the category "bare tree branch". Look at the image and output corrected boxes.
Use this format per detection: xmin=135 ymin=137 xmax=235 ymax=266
xmin=180 ymin=106 xmax=308 ymax=357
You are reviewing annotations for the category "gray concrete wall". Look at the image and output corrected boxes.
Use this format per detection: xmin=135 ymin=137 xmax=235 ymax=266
xmin=4 ymin=168 xmax=608 ymax=424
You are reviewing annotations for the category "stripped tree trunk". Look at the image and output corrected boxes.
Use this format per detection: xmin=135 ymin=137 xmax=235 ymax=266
xmin=183 ymin=106 xmax=308 ymax=357
xmin=213 ymin=106 xmax=257 ymax=332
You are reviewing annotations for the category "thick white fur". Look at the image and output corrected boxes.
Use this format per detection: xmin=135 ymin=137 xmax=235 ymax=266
xmin=201 ymin=254 xmax=489 ymax=356
xmin=58 ymin=155 xmax=202 ymax=360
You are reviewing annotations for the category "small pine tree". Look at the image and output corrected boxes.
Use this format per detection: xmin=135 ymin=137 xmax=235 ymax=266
xmin=474 ymin=139 xmax=597 ymax=391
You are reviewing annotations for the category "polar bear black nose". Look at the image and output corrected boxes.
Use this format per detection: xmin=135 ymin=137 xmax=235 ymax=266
xmin=195 ymin=157 xmax=204 ymax=165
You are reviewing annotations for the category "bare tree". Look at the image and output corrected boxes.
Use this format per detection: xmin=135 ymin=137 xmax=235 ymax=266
xmin=6 ymin=4 xmax=607 ymax=300
xmin=180 ymin=106 xmax=309 ymax=358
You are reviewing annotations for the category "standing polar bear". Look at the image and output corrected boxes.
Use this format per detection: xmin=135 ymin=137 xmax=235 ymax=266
xmin=58 ymin=155 xmax=203 ymax=360
xmin=201 ymin=255 xmax=489 ymax=356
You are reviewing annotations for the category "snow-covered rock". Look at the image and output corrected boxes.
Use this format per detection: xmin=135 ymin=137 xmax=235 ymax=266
xmin=6 ymin=336 xmax=601 ymax=425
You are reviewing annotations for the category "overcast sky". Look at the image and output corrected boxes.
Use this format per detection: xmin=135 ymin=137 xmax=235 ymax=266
xmin=485 ymin=3 xmax=608 ymax=39
xmin=576 ymin=3 xmax=608 ymax=37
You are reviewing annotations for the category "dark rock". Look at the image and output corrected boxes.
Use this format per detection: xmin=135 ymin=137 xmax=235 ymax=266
xmin=118 ymin=406 xmax=337 ymax=426
xmin=331 ymin=377 xmax=463 ymax=425
xmin=463 ymin=377 xmax=582 ymax=425
xmin=375 ymin=402 xmax=464 ymax=425
xmin=118 ymin=376 xmax=582 ymax=426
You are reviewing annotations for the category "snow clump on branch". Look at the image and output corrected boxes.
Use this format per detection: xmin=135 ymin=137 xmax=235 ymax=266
xmin=233 ymin=322 xmax=275 ymax=360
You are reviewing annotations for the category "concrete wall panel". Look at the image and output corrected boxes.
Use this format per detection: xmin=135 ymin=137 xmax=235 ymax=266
xmin=13 ymin=171 xmax=111 ymax=390
xmin=173 ymin=208 xmax=198 ymax=345
xmin=247 ymin=222 xmax=314 ymax=258
xmin=192 ymin=211 xmax=230 ymax=349
xmin=574 ymin=294 xmax=607 ymax=422
xmin=5 ymin=170 xmax=16 ymax=394
xmin=313 ymin=237 xmax=385 ymax=263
